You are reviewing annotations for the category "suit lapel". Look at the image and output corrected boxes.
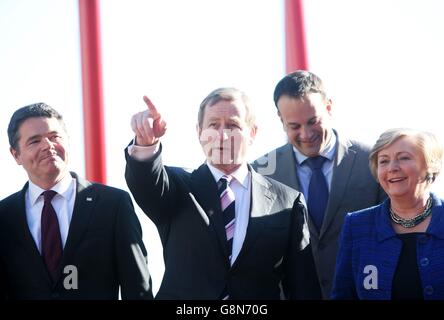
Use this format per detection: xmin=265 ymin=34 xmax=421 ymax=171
xmin=190 ymin=165 xmax=277 ymax=267
xmin=320 ymin=137 xmax=355 ymax=237
xmin=190 ymin=164 xmax=230 ymax=260
xmin=249 ymin=169 xmax=276 ymax=218
xmin=60 ymin=173 xmax=96 ymax=271
xmin=276 ymin=144 xmax=301 ymax=190
xmin=15 ymin=184 xmax=54 ymax=286
xmin=232 ymin=168 xmax=275 ymax=269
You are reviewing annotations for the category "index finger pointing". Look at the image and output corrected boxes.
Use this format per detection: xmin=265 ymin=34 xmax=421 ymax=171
xmin=143 ymin=95 xmax=159 ymax=115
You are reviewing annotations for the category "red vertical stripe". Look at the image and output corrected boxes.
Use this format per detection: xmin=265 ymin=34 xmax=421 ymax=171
xmin=285 ymin=0 xmax=308 ymax=73
xmin=78 ymin=0 xmax=106 ymax=183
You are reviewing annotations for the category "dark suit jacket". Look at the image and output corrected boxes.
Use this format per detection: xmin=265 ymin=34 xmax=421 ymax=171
xmin=253 ymin=131 xmax=386 ymax=298
xmin=125 ymin=145 xmax=320 ymax=299
xmin=0 ymin=172 xmax=153 ymax=300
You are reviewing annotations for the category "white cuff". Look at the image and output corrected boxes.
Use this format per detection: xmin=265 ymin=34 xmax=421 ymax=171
xmin=127 ymin=138 xmax=160 ymax=161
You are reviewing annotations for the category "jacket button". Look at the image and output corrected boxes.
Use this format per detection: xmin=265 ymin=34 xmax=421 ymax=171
xmin=424 ymin=285 xmax=434 ymax=296
xmin=420 ymin=257 xmax=429 ymax=267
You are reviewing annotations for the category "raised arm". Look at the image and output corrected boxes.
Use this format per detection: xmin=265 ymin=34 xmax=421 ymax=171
xmin=125 ymin=96 xmax=179 ymax=227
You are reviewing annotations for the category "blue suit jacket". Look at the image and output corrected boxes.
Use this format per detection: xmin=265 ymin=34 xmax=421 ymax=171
xmin=331 ymin=193 xmax=444 ymax=300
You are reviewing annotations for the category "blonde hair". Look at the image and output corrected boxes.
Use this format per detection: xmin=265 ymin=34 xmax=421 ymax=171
xmin=369 ymin=128 xmax=443 ymax=183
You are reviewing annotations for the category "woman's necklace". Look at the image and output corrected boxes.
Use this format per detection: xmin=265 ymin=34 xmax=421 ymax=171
xmin=389 ymin=196 xmax=433 ymax=228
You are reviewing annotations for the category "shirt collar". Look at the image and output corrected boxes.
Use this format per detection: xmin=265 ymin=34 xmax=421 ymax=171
xmin=206 ymin=163 xmax=250 ymax=189
xmin=28 ymin=173 xmax=75 ymax=206
xmin=293 ymin=129 xmax=337 ymax=165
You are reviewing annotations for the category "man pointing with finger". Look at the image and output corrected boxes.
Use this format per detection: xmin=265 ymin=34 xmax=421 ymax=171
xmin=124 ymin=88 xmax=321 ymax=299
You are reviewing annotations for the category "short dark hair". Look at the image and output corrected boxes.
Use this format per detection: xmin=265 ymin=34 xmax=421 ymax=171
xmin=8 ymin=102 xmax=66 ymax=150
xmin=273 ymin=70 xmax=328 ymax=108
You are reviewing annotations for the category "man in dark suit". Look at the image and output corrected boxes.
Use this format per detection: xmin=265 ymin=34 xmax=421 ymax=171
xmin=0 ymin=103 xmax=152 ymax=300
xmin=253 ymin=71 xmax=386 ymax=299
xmin=125 ymin=88 xmax=319 ymax=299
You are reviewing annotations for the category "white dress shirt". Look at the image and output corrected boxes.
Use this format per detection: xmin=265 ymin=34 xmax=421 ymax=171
xmin=25 ymin=174 xmax=76 ymax=253
xmin=128 ymin=141 xmax=251 ymax=265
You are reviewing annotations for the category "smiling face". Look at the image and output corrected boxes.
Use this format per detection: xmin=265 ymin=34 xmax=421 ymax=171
xmin=377 ymin=136 xmax=429 ymax=201
xmin=198 ymin=99 xmax=256 ymax=174
xmin=10 ymin=116 xmax=69 ymax=189
xmin=277 ymin=93 xmax=333 ymax=157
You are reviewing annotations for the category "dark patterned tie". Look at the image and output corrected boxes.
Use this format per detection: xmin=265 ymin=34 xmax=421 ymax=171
xmin=41 ymin=190 xmax=63 ymax=281
xmin=218 ymin=175 xmax=236 ymax=261
xmin=305 ymin=156 xmax=329 ymax=231
xmin=218 ymin=175 xmax=236 ymax=300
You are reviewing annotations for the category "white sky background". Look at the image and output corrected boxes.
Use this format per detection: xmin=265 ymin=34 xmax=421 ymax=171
xmin=303 ymin=0 xmax=444 ymax=192
xmin=1 ymin=0 xmax=444 ymax=295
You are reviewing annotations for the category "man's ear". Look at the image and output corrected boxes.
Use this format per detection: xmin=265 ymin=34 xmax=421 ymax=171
xmin=277 ymin=110 xmax=283 ymax=122
xmin=196 ymin=123 xmax=202 ymax=139
xmin=249 ymin=125 xmax=258 ymax=145
xmin=10 ymin=147 xmax=22 ymax=165
xmin=277 ymin=111 xmax=286 ymax=130
xmin=326 ymin=98 xmax=333 ymax=115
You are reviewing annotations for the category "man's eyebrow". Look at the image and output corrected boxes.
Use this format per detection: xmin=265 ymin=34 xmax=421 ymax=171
xmin=25 ymin=131 xmax=60 ymax=143
xmin=307 ymin=116 xmax=318 ymax=122
xmin=25 ymin=134 xmax=42 ymax=143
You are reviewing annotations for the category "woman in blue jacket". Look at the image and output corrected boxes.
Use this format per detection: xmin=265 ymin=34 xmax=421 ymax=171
xmin=331 ymin=128 xmax=444 ymax=300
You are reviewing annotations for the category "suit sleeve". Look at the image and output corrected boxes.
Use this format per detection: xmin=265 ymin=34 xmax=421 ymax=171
xmin=115 ymin=191 xmax=153 ymax=300
xmin=283 ymin=193 xmax=322 ymax=299
xmin=124 ymin=143 xmax=179 ymax=225
xmin=330 ymin=214 xmax=357 ymax=299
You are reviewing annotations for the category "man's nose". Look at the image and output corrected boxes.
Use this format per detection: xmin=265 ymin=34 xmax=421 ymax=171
xmin=219 ymin=128 xmax=229 ymax=141
xmin=299 ymin=126 xmax=311 ymax=139
xmin=41 ymin=137 xmax=55 ymax=149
